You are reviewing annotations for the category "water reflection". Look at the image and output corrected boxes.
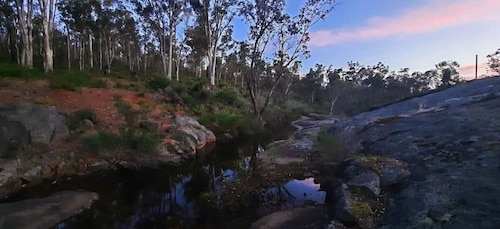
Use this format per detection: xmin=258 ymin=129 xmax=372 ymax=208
xmin=7 ymin=129 xmax=325 ymax=228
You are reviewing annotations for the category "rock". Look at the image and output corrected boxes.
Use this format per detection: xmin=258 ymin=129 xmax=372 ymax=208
xmin=79 ymin=119 xmax=94 ymax=129
xmin=347 ymin=171 xmax=380 ymax=196
xmin=377 ymin=161 xmax=411 ymax=187
xmin=0 ymin=103 xmax=69 ymax=157
xmin=159 ymin=116 xmax=216 ymax=156
xmin=0 ymin=191 xmax=98 ymax=229
xmin=327 ymin=77 xmax=500 ymax=228
xmin=333 ymin=183 xmax=356 ymax=223
xmin=251 ymin=207 xmax=329 ymax=229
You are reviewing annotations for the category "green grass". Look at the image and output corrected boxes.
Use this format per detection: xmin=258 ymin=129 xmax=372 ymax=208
xmin=48 ymin=70 xmax=109 ymax=90
xmin=0 ymin=62 xmax=43 ymax=79
xmin=83 ymin=132 xmax=123 ymax=153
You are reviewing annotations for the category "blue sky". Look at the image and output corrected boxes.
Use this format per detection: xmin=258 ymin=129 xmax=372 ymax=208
xmin=234 ymin=0 xmax=500 ymax=79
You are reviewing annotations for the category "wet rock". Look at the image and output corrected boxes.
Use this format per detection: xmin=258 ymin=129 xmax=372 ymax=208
xmin=0 ymin=103 xmax=69 ymax=157
xmin=0 ymin=191 xmax=98 ymax=229
xmin=251 ymin=207 xmax=329 ymax=229
xmin=346 ymin=171 xmax=380 ymax=196
xmin=333 ymin=184 xmax=356 ymax=223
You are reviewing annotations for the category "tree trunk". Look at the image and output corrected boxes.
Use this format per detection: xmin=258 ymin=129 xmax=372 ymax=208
xmin=168 ymin=12 xmax=174 ymax=80
xmin=38 ymin=0 xmax=55 ymax=74
xmin=15 ymin=0 xmax=34 ymax=68
xmin=88 ymin=32 xmax=94 ymax=71
xmin=176 ymin=56 xmax=180 ymax=81
xmin=79 ymin=37 xmax=83 ymax=71
xmin=66 ymin=28 xmax=71 ymax=70
xmin=99 ymin=35 xmax=103 ymax=70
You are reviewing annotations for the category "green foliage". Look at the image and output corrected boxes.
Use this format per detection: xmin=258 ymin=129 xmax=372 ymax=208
xmin=0 ymin=63 xmax=43 ymax=79
xmin=147 ymin=75 xmax=171 ymax=90
xmin=352 ymin=200 xmax=373 ymax=218
xmin=48 ymin=70 xmax=108 ymax=90
xmin=199 ymin=112 xmax=261 ymax=133
xmin=213 ymin=89 xmax=245 ymax=107
xmin=83 ymin=132 xmax=123 ymax=153
xmin=112 ymin=96 xmax=161 ymax=154
xmin=68 ymin=109 xmax=98 ymax=130
xmin=126 ymin=133 xmax=161 ymax=153
xmin=313 ymin=129 xmax=346 ymax=164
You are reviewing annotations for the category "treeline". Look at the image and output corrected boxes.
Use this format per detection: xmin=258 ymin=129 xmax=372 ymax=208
xmin=1 ymin=0 xmax=499 ymax=119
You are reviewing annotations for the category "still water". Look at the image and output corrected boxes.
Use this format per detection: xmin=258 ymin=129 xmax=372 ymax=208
xmin=6 ymin=135 xmax=326 ymax=229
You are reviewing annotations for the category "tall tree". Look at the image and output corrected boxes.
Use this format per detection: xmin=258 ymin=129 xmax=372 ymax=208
xmin=241 ymin=0 xmax=335 ymax=120
xmin=436 ymin=60 xmax=460 ymax=86
xmin=14 ymin=0 xmax=34 ymax=67
xmin=190 ymin=0 xmax=237 ymax=86
xmin=487 ymin=48 xmax=500 ymax=75
xmin=38 ymin=0 xmax=56 ymax=73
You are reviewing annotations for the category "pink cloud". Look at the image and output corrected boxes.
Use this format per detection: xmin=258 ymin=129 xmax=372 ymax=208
xmin=458 ymin=62 xmax=490 ymax=80
xmin=310 ymin=0 xmax=500 ymax=47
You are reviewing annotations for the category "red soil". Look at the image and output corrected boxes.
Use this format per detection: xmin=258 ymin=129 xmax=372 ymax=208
xmin=0 ymin=79 xmax=184 ymax=133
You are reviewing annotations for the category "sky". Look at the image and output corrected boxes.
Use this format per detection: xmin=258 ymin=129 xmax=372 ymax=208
xmin=235 ymin=0 xmax=500 ymax=80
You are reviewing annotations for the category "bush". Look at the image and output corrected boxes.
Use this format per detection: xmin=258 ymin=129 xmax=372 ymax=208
xmin=213 ymin=89 xmax=244 ymax=107
xmin=49 ymin=71 xmax=92 ymax=90
xmin=147 ymin=75 xmax=171 ymax=90
xmin=68 ymin=109 xmax=98 ymax=130
xmin=83 ymin=132 xmax=123 ymax=153
xmin=199 ymin=112 xmax=261 ymax=134
xmin=127 ymin=133 xmax=161 ymax=153
xmin=0 ymin=62 xmax=43 ymax=79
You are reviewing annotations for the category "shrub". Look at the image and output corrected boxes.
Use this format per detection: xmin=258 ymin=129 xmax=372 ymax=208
xmin=48 ymin=71 xmax=92 ymax=91
xmin=127 ymin=133 xmax=161 ymax=153
xmin=83 ymin=132 xmax=123 ymax=153
xmin=199 ymin=112 xmax=261 ymax=134
xmin=67 ymin=109 xmax=98 ymax=131
xmin=213 ymin=89 xmax=244 ymax=107
xmin=0 ymin=62 xmax=43 ymax=79
xmin=147 ymin=75 xmax=171 ymax=90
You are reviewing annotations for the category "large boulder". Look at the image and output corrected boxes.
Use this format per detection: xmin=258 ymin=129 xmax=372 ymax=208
xmin=0 ymin=103 xmax=70 ymax=157
xmin=0 ymin=191 xmax=98 ymax=229
xmin=158 ymin=116 xmax=216 ymax=156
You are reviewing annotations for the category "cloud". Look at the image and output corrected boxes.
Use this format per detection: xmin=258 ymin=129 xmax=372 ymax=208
xmin=310 ymin=0 xmax=500 ymax=47
xmin=458 ymin=62 xmax=490 ymax=79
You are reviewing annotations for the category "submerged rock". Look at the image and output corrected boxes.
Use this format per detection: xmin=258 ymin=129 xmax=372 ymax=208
xmin=0 ymin=191 xmax=98 ymax=229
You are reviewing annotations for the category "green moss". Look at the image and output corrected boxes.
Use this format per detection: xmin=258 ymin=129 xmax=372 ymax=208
xmin=352 ymin=200 xmax=373 ymax=218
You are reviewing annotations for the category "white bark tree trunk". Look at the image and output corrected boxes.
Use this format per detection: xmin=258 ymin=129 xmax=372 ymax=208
xmin=88 ymin=33 xmax=93 ymax=70
xmin=38 ymin=0 xmax=56 ymax=73
xmin=66 ymin=27 xmax=71 ymax=70
xmin=15 ymin=0 xmax=34 ymax=68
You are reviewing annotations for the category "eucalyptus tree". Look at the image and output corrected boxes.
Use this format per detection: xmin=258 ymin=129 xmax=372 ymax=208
xmin=57 ymin=0 xmax=99 ymax=70
xmin=487 ymin=48 xmax=500 ymax=75
xmin=0 ymin=0 xmax=18 ymax=62
xmin=14 ymin=0 xmax=34 ymax=67
xmin=190 ymin=0 xmax=237 ymax=86
xmin=37 ymin=0 xmax=56 ymax=73
xmin=436 ymin=60 xmax=460 ymax=86
xmin=131 ymin=0 xmax=186 ymax=80
xmin=240 ymin=0 xmax=335 ymax=120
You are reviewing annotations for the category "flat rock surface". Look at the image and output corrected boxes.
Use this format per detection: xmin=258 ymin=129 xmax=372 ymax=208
xmin=329 ymin=77 xmax=500 ymax=228
xmin=0 ymin=191 xmax=98 ymax=229
xmin=251 ymin=207 xmax=330 ymax=229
